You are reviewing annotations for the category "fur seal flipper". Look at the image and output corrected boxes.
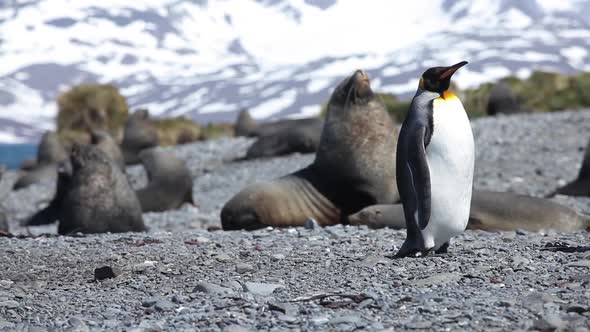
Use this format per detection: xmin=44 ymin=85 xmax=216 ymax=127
xmin=547 ymin=138 xmax=590 ymax=198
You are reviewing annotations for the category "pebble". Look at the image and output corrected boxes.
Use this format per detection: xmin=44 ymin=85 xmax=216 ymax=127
xmin=404 ymin=321 xmax=433 ymax=329
xmin=132 ymin=261 xmax=158 ymax=272
xmin=94 ymin=266 xmax=121 ymax=280
xmin=243 ymin=282 xmax=284 ymax=296
xmin=154 ymin=300 xmax=175 ymax=312
xmin=271 ymin=254 xmax=285 ymax=261
xmin=0 ymin=300 xmax=19 ymax=308
xmin=532 ymin=314 xmax=567 ymax=331
xmin=304 ymin=218 xmax=320 ymax=230
xmin=67 ymin=317 xmax=89 ymax=332
xmin=216 ymin=253 xmax=232 ymax=262
xmin=567 ymin=260 xmax=590 ymax=268
xmin=310 ymin=316 xmax=330 ymax=326
xmin=235 ymin=263 xmax=254 ymax=274
xmin=141 ymin=297 xmax=159 ymax=308
xmin=192 ymin=282 xmax=234 ymax=295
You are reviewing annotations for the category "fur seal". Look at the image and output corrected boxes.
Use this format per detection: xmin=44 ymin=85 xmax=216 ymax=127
xmin=0 ymin=167 xmax=7 ymax=233
xmin=91 ymin=130 xmax=125 ymax=171
xmin=486 ymin=82 xmax=524 ymax=116
xmin=221 ymin=70 xmax=399 ymax=230
xmin=13 ymin=164 xmax=58 ymax=190
xmin=547 ymin=138 xmax=590 ymax=198
xmin=234 ymin=109 xmax=258 ymax=137
xmin=135 ymin=149 xmax=195 ymax=212
xmin=13 ymin=131 xmax=68 ymax=190
xmin=0 ymin=212 xmax=7 ymax=234
xmin=25 ymin=144 xmax=145 ymax=235
xmin=121 ymin=109 xmax=160 ymax=165
xmin=234 ymin=108 xmax=322 ymax=139
xmin=349 ymin=189 xmax=590 ymax=232
xmin=36 ymin=131 xmax=69 ymax=165
xmin=244 ymin=118 xmax=323 ymax=159
xmin=19 ymin=159 xmax=38 ymax=171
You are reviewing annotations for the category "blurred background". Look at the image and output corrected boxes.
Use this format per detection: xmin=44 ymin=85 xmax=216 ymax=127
xmin=1 ymin=0 xmax=590 ymax=168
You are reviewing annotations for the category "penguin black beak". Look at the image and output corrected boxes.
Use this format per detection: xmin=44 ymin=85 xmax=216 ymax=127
xmin=438 ymin=61 xmax=468 ymax=80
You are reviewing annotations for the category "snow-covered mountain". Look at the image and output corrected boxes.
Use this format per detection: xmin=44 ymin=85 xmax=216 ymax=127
xmin=1 ymin=0 xmax=590 ymax=143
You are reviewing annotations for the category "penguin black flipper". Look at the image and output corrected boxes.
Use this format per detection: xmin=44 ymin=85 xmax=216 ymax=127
xmin=398 ymin=125 xmax=432 ymax=232
xmin=407 ymin=125 xmax=432 ymax=230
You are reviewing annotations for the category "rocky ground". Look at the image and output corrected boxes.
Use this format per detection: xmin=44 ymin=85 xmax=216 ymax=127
xmin=1 ymin=110 xmax=590 ymax=331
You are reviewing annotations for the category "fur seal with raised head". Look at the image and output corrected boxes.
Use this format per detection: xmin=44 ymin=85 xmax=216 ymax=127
xmin=221 ymin=70 xmax=399 ymax=230
xmin=25 ymin=144 xmax=145 ymax=234
xmin=121 ymin=109 xmax=159 ymax=165
xmin=135 ymin=149 xmax=195 ymax=212
xmin=349 ymin=189 xmax=590 ymax=232
xmin=547 ymin=138 xmax=590 ymax=198
xmin=90 ymin=129 xmax=125 ymax=171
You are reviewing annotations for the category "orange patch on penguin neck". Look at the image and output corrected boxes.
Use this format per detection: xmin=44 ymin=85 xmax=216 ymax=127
xmin=442 ymin=91 xmax=456 ymax=100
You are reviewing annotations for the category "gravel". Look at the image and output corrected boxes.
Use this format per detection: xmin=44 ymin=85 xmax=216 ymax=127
xmin=1 ymin=110 xmax=590 ymax=330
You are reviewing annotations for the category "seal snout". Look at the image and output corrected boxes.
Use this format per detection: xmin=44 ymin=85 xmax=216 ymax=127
xmin=352 ymin=69 xmax=371 ymax=97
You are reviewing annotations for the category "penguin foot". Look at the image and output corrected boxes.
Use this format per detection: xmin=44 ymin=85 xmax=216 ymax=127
xmin=393 ymin=247 xmax=433 ymax=258
xmin=435 ymin=241 xmax=450 ymax=254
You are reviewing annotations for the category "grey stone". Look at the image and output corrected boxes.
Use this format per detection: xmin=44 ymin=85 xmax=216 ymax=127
xmin=154 ymin=300 xmax=175 ymax=312
xmin=94 ymin=266 xmax=121 ymax=280
xmin=236 ymin=263 xmax=254 ymax=273
xmin=405 ymin=321 xmax=433 ymax=329
xmin=277 ymin=314 xmax=297 ymax=323
xmin=192 ymin=282 xmax=234 ymax=295
xmin=410 ymin=272 xmax=462 ymax=286
xmin=268 ymin=302 xmax=297 ymax=316
xmin=566 ymin=304 xmax=589 ymax=314
xmin=67 ymin=317 xmax=89 ymax=332
xmin=215 ymin=253 xmax=232 ymax=262
xmin=142 ymin=297 xmax=159 ymax=307
xmin=271 ymin=254 xmax=285 ymax=261
xmin=0 ymin=300 xmax=19 ymax=308
xmin=304 ymin=218 xmax=320 ymax=230
xmin=330 ymin=315 xmax=363 ymax=325
xmin=311 ymin=316 xmax=330 ymax=326
xmin=223 ymin=325 xmax=254 ymax=332
xmin=532 ymin=314 xmax=567 ymax=331
xmin=567 ymin=260 xmax=590 ymax=268
xmin=0 ymin=321 xmax=15 ymax=329
xmin=243 ymin=282 xmax=284 ymax=296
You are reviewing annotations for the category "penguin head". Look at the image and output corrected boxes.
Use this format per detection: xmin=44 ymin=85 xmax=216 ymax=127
xmin=419 ymin=61 xmax=468 ymax=95
xmin=331 ymin=69 xmax=374 ymax=107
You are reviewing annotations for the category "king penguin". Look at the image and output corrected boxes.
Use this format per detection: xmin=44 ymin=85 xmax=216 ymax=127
xmin=395 ymin=61 xmax=474 ymax=258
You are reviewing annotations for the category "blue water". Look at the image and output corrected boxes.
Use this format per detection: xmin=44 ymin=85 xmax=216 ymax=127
xmin=0 ymin=144 xmax=37 ymax=169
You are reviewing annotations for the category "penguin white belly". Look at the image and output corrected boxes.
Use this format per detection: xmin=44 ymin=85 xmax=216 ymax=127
xmin=423 ymin=96 xmax=474 ymax=250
